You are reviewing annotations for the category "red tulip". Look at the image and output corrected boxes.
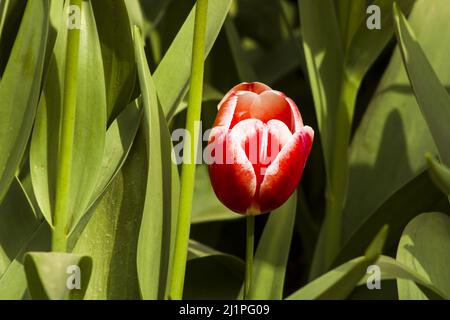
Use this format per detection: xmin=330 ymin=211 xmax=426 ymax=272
xmin=207 ymin=82 xmax=314 ymax=215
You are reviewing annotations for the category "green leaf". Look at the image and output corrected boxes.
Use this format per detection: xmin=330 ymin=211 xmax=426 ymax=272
xmin=344 ymin=0 xmax=450 ymax=258
xmin=287 ymin=226 xmax=387 ymax=300
xmin=249 ymin=192 xmax=297 ymax=300
xmin=72 ymin=132 xmax=147 ymax=300
xmin=336 ymin=170 xmax=445 ymax=265
xmin=154 ymin=0 xmax=232 ymax=119
xmin=357 ymin=255 xmax=447 ymax=300
xmin=92 ymin=0 xmax=136 ymax=121
xmin=184 ymin=255 xmax=244 ymax=300
xmin=426 ymin=155 xmax=450 ymax=196
xmin=298 ymin=0 xmax=344 ymax=170
xmin=336 ymin=0 xmax=365 ymax=50
xmin=24 ymin=252 xmax=92 ymax=300
xmin=396 ymin=212 xmax=450 ymax=299
xmin=394 ymin=4 xmax=450 ymax=166
xmin=69 ymin=99 xmax=142 ymax=234
xmin=0 ymin=0 xmax=48 ymax=203
xmin=134 ymin=27 xmax=180 ymax=300
xmin=30 ymin=0 xmax=107 ymax=229
xmin=0 ymin=179 xmax=41 ymax=274
xmin=0 ymin=222 xmax=50 ymax=300
xmin=346 ymin=0 xmax=416 ymax=84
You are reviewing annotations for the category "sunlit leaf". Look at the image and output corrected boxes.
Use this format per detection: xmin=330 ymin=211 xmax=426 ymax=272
xmin=30 ymin=0 xmax=107 ymax=229
xmin=0 ymin=0 xmax=48 ymax=203
xmin=396 ymin=212 xmax=450 ymax=299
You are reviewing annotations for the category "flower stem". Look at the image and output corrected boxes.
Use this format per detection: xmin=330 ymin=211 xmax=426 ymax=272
xmin=52 ymin=0 xmax=81 ymax=252
xmin=169 ymin=0 xmax=209 ymax=300
xmin=244 ymin=215 xmax=255 ymax=300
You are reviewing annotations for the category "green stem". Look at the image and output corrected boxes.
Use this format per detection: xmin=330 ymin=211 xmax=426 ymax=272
xmin=244 ymin=215 xmax=254 ymax=300
xmin=52 ymin=0 xmax=81 ymax=252
xmin=169 ymin=0 xmax=209 ymax=300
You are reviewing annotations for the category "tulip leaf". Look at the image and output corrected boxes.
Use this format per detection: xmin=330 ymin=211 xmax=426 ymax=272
xmin=69 ymin=99 xmax=142 ymax=235
xmin=0 ymin=178 xmax=42 ymax=274
xmin=154 ymin=0 xmax=232 ymax=119
xmin=134 ymin=27 xmax=180 ymax=300
xmin=298 ymin=0 xmax=343 ymax=169
xmin=0 ymin=222 xmax=50 ymax=300
xmin=24 ymin=252 xmax=92 ymax=300
xmin=426 ymin=155 xmax=450 ymax=197
xmin=336 ymin=0 xmax=365 ymax=50
xmin=344 ymin=0 xmax=450 ymax=260
xmin=72 ymin=132 xmax=147 ymax=300
xmin=30 ymin=0 xmax=107 ymax=229
xmin=396 ymin=212 xmax=450 ymax=300
xmin=0 ymin=0 xmax=48 ymax=203
xmin=394 ymin=4 xmax=450 ymax=166
xmin=336 ymin=170 xmax=444 ymax=265
xmin=91 ymin=0 xmax=136 ymax=121
xmin=249 ymin=192 xmax=297 ymax=300
xmin=0 ymin=175 xmax=49 ymax=301
xmin=287 ymin=226 xmax=387 ymax=300
xmin=356 ymin=255 xmax=447 ymax=300
xmin=345 ymin=0 xmax=416 ymax=83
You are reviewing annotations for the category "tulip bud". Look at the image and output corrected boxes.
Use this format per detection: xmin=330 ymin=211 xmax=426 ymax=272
xmin=208 ymin=82 xmax=314 ymax=215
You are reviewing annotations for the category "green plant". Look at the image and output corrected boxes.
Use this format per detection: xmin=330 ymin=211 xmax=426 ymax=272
xmin=0 ymin=0 xmax=449 ymax=300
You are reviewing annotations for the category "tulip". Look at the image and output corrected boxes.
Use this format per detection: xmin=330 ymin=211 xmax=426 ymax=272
xmin=208 ymin=82 xmax=314 ymax=215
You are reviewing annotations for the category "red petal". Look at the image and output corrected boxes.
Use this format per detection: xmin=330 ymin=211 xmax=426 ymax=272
xmin=258 ymin=126 xmax=314 ymax=213
xmin=208 ymin=130 xmax=257 ymax=214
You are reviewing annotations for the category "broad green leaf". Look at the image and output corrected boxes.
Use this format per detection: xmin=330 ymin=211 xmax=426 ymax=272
xmin=249 ymin=192 xmax=297 ymax=300
xmin=298 ymin=0 xmax=343 ymax=170
xmin=184 ymin=255 xmax=244 ymax=300
xmin=394 ymin=4 xmax=450 ymax=166
xmin=0 ymin=178 xmax=43 ymax=274
xmin=0 ymin=222 xmax=50 ymax=300
xmin=426 ymin=155 xmax=450 ymax=197
xmin=336 ymin=0 xmax=365 ymax=50
xmin=69 ymin=99 xmax=142 ymax=234
xmin=287 ymin=226 xmax=387 ymax=300
xmin=356 ymin=255 xmax=447 ymax=300
xmin=346 ymin=0 xmax=416 ymax=84
xmin=0 ymin=0 xmax=48 ymax=203
xmin=191 ymin=165 xmax=238 ymax=224
xmin=344 ymin=0 xmax=450 ymax=256
xmin=336 ymin=170 xmax=445 ymax=265
xmin=134 ymin=27 xmax=180 ymax=300
xmin=24 ymin=252 xmax=92 ymax=300
xmin=154 ymin=0 xmax=232 ymax=119
xmin=92 ymin=0 xmax=136 ymax=121
xmin=397 ymin=212 xmax=450 ymax=300
xmin=72 ymin=132 xmax=147 ymax=300
xmin=30 ymin=0 xmax=107 ymax=228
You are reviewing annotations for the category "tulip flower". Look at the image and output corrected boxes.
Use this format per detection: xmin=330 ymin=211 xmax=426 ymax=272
xmin=208 ymin=82 xmax=314 ymax=215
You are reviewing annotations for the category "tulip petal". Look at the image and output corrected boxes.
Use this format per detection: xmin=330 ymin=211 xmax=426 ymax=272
xmin=286 ymin=97 xmax=304 ymax=132
xmin=259 ymin=126 xmax=314 ymax=213
xmin=213 ymin=93 xmax=238 ymax=129
xmin=251 ymin=91 xmax=294 ymax=131
xmin=208 ymin=130 xmax=257 ymax=214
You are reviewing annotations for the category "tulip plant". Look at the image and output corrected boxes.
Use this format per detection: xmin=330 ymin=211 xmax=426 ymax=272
xmin=0 ymin=0 xmax=449 ymax=301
